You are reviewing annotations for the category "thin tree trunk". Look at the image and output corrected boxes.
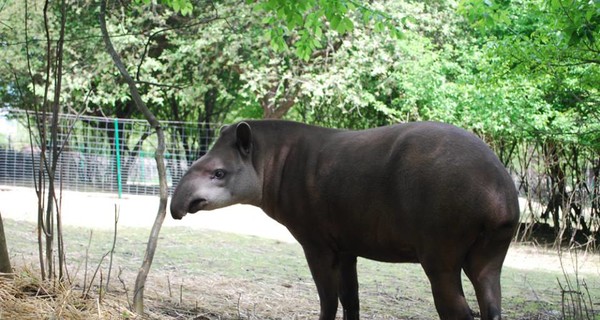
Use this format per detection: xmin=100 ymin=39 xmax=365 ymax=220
xmin=26 ymin=0 xmax=68 ymax=281
xmin=0 ymin=211 xmax=12 ymax=275
xmin=99 ymin=1 xmax=169 ymax=315
xmin=593 ymin=157 xmax=600 ymax=242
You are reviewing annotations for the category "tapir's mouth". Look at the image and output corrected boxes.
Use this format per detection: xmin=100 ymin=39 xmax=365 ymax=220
xmin=187 ymin=198 xmax=206 ymax=214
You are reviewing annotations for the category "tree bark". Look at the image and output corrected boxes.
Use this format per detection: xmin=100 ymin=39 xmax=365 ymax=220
xmin=99 ymin=1 xmax=169 ymax=315
xmin=593 ymin=157 xmax=600 ymax=242
xmin=260 ymin=81 xmax=300 ymax=119
xmin=542 ymin=141 xmax=566 ymax=238
xmin=0 ymin=211 xmax=12 ymax=275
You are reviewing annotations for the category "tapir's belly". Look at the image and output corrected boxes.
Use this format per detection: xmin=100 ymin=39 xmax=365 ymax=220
xmin=350 ymin=243 xmax=420 ymax=263
xmin=298 ymin=207 xmax=426 ymax=263
xmin=288 ymin=189 xmax=481 ymax=264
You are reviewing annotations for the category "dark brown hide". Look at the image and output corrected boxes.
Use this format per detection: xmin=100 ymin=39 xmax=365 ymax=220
xmin=170 ymin=120 xmax=520 ymax=320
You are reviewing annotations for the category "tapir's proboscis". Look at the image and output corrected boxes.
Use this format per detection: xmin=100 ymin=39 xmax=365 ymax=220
xmin=170 ymin=120 xmax=520 ymax=320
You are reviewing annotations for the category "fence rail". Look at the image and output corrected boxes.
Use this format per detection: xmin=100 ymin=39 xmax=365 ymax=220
xmin=0 ymin=109 xmax=220 ymax=196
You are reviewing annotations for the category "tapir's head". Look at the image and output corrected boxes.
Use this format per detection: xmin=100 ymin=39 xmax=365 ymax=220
xmin=170 ymin=122 xmax=262 ymax=219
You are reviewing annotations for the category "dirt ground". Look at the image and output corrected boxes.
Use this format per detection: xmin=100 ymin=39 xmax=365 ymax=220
xmin=1 ymin=185 xmax=599 ymax=276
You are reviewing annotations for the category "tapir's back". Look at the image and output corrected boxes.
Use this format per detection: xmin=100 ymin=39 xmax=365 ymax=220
xmin=315 ymin=121 xmax=516 ymax=218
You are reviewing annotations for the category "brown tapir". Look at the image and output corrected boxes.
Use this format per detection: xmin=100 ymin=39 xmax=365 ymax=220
xmin=170 ymin=120 xmax=520 ymax=320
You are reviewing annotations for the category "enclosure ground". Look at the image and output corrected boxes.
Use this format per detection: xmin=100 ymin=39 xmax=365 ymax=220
xmin=0 ymin=186 xmax=293 ymax=242
xmin=1 ymin=186 xmax=599 ymax=319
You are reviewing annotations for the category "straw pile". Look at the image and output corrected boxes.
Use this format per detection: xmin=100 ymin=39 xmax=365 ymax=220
xmin=0 ymin=266 xmax=135 ymax=319
xmin=0 ymin=266 xmax=320 ymax=319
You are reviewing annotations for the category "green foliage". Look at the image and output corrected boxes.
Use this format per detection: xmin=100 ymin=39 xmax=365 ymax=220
xmin=252 ymin=0 xmax=404 ymax=60
xmin=457 ymin=0 xmax=600 ymax=149
xmin=135 ymin=0 xmax=193 ymax=16
xmin=253 ymin=0 xmax=353 ymax=59
xmin=296 ymin=0 xmax=480 ymax=129
xmin=3 ymin=0 xmax=598 ymax=143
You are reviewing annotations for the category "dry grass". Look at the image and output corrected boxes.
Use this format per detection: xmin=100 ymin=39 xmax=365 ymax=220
xmin=0 ymin=256 xmax=322 ymax=320
xmin=0 ymin=266 xmax=133 ymax=319
xmin=0 ymin=267 xmax=303 ymax=320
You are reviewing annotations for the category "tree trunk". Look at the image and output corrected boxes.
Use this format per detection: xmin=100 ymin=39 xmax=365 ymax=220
xmin=542 ymin=141 xmax=567 ymax=239
xmin=260 ymin=79 xmax=300 ymax=119
xmin=26 ymin=0 xmax=68 ymax=281
xmin=99 ymin=1 xmax=169 ymax=315
xmin=0 ymin=211 xmax=12 ymax=275
xmin=592 ymin=157 xmax=600 ymax=243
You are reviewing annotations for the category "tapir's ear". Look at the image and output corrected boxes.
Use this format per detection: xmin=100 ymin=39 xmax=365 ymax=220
xmin=219 ymin=124 xmax=229 ymax=134
xmin=236 ymin=122 xmax=252 ymax=156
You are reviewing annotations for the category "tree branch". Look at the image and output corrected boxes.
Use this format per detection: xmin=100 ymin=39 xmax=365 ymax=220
xmin=99 ymin=0 xmax=169 ymax=315
xmin=135 ymin=15 xmax=221 ymax=81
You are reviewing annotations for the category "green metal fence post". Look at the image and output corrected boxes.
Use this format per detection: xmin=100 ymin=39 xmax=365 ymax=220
xmin=114 ymin=118 xmax=123 ymax=198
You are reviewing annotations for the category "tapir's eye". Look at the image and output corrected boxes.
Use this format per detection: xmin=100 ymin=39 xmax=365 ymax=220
xmin=212 ymin=169 xmax=226 ymax=180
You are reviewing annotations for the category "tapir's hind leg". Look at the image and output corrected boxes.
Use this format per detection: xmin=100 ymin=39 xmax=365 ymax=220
xmin=463 ymin=225 xmax=514 ymax=320
xmin=338 ymin=255 xmax=360 ymax=320
xmin=421 ymin=254 xmax=474 ymax=320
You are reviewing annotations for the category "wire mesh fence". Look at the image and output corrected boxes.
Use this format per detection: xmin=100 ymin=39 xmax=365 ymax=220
xmin=0 ymin=109 xmax=220 ymax=196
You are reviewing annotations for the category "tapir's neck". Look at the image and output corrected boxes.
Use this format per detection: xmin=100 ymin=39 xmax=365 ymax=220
xmin=255 ymin=133 xmax=300 ymax=222
xmin=259 ymin=142 xmax=292 ymax=219
xmin=249 ymin=121 xmax=339 ymax=223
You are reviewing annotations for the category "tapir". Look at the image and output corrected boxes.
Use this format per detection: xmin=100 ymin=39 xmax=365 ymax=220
xmin=170 ymin=120 xmax=520 ymax=320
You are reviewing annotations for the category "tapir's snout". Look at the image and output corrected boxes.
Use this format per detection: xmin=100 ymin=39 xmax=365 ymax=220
xmin=171 ymin=197 xmax=205 ymax=219
xmin=170 ymin=179 xmax=193 ymax=220
xmin=169 ymin=197 xmax=188 ymax=220
xmin=170 ymin=173 xmax=208 ymax=219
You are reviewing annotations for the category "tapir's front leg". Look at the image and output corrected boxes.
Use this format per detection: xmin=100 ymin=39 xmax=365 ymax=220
xmin=302 ymin=245 xmax=361 ymax=320
xmin=302 ymin=245 xmax=340 ymax=320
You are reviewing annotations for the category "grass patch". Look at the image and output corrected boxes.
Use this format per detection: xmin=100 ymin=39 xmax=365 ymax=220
xmin=2 ymin=218 xmax=600 ymax=319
